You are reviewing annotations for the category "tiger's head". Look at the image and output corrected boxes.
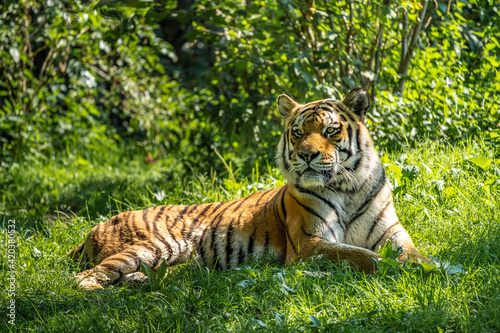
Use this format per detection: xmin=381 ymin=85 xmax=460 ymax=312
xmin=276 ymin=88 xmax=374 ymax=190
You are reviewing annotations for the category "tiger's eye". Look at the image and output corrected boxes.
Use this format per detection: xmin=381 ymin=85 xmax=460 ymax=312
xmin=325 ymin=127 xmax=337 ymax=136
xmin=292 ymin=128 xmax=303 ymax=138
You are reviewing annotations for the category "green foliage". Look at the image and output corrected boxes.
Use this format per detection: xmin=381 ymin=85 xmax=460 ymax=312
xmin=179 ymin=0 xmax=500 ymax=149
xmin=0 ymin=0 xmax=219 ymax=169
xmin=376 ymin=240 xmax=405 ymax=276
xmin=1 ymin=0 xmax=499 ymax=171
xmin=140 ymin=259 xmax=169 ymax=290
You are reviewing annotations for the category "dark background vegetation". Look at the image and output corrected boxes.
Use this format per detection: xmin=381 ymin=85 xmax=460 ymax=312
xmin=1 ymin=0 xmax=499 ymax=165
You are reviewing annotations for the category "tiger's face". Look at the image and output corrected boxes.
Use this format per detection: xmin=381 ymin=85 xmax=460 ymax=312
xmin=277 ymin=88 xmax=371 ymax=189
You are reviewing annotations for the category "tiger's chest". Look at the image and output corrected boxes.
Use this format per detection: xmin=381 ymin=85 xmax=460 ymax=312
xmin=292 ymin=187 xmax=371 ymax=246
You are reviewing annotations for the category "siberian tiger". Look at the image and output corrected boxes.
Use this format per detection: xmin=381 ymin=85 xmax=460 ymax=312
xmin=68 ymin=88 xmax=430 ymax=290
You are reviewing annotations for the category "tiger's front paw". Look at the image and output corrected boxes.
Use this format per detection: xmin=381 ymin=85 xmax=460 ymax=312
xmin=398 ymin=252 xmax=433 ymax=266
xmin=348 ymin=249 xmax=380 ymax=274
xmin=71 ymin=270 xmax=107 ymax=290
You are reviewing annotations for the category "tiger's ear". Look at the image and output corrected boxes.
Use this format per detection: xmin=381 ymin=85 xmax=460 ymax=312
xmin=277 ymin=94 xmax=298 ymax=119
xmin=342 ymin=88 xmax=370 ymax=121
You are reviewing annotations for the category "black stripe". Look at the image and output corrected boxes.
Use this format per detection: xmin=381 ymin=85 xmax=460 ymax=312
xmin=233 ymin=192 xmax=258 ymax=212
xmin=205 ymin=228 xmax=215 ymax=261
xmin=344 ymin=155 xmax=362 ymax=173
xmin=199 ymin=228 xmax=208 ymax=264
xmin=318 ymin=105 xmax=334 ymax=112
xmin=247 ymin=233 xmax=255 ymax=256
xmin=238 ymin=245 xmax=246 ymax=264
xmin=187 ymin=202 xmax=223 ymax=238
xmin=323 ymin=100 xmax=337 ymax=108
xmin=264 ymin=232 xmax=270 ymax=249
xmin=162 ymin=211 xmax=182 ymax=255
xmin=151 ymin=243 xmax=163 ymax=269
xmin=235 ymin=210 xmax=245 ymax=227
xmin=344 ymin=125 xmax=363 ymax=173
xmin=289 ymin=193 xmax=338 ymax=236
xmin=339 ymin=147 xmax=350 ymax=154
xmin=142 ymin=244 xmax=157 ymax=260
xmin=235 ymin=203 xmax=245 ymax=264
xmin=300 ymin=106 xmax=316 ymax=113
xmin=209 ymin=201 xmax=239 ymax=232
xmin=335 ymin=103 xmax=356 ymax=123
xmin=271 ymin=187 xmax=288 ymax=259
xmin=119 ymin=251 xmax=141 ymax=270
xmin=343 ymin=156 xmax=375 ymax=193
xmin=187 ymin=205 xmax=212 ymax=238
xmin=255 ymin=188 xmax=273 ymax=207
xmin=279 ymin=187 xmax=297 ymax=254
xmin=356 ymin=125 xmax=362 ymax=153
xmin=180 ymin=204 xmax=199 ymax=237
xmin=303 ymin=111 xmax=320 ymax=125
xmin=347 ymin=166 xmax=387 ymax=225
xmin=171 ymin=205 xmax=189 ymax=229
xmin=371 ymin=221 xmax=401 ymax=251
xmin=347 ymin=124 xmax=354 ymax=157
xmin=126 ymin=211 xmax=136 ymax=239
xmin=152 ymin=217 xmax=173 ymax=262
xmin=104 ymin=257 xmax=130 ymax=265
xmin=280 ymin=186 xmax=288 ymax=220
xmin=301 ymin=225 xmax=313 ymax=237
xmin=336 ymin=102 xmax=346 ymax=112
xmin=295 ymin=185 xmax=338 ymax=212
xmin=153 ymin=205 xmax=168 ymax=222
xmin=283 ymin=131 xmax=291 ymax=171
xmin=121 ymin=249 xmax=138 ymax=257
xmin=288 ymin=193 xmax=316 ymax=214
xmin=225 ymin=222 xmax=234 ymax=269
xmin=129 ymin=212 xmax=143 ymax=241
xmin=99 ymin=263 xmax=124 ymax=280
xmin=177 ymin=206 xmax=195 ymax=258
xmin=209 ymin=201 xmax=240 ymax=266
xmin=294 ymin=186 xmax=343 ymax=231
xmin=142 ymin=208 xmax=151 ymax=232
xmin=324 ymin=112 xmax=335 ymax=125
xmin=366 ymin=197 xmax=393 ymax=240
xmin=269 ymin=187 xmax=286 ymax=225
xmin=273 ymin=187 xmax=286 ymax=225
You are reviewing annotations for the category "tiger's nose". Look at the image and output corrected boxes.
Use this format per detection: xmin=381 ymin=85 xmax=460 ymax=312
xmin=297 ymin=151 xmax=320 ymax=163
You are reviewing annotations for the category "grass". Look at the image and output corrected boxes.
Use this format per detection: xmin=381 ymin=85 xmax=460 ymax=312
xmin=1 ymin=138 xmax=500 ymax=332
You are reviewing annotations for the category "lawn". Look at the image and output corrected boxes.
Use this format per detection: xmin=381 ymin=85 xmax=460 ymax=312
xmin=1 ymin=138 xmax=499 ymax=332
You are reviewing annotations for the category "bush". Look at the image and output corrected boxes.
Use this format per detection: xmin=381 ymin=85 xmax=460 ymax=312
xmin=180 ymin=0 xmax=500 ymax=148
xmin=0 ymin=0 xmax=217 ymax=169
xmin=0 ymin=0 xmax=498 ymax=169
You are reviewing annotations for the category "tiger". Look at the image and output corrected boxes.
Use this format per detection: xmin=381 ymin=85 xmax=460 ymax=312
xmin=68 ymin=88 xmax=430 ymax=290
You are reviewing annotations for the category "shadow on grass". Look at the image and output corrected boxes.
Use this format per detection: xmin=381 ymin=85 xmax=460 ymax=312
xmin=2 ymin=171 xmax=172 ymax=231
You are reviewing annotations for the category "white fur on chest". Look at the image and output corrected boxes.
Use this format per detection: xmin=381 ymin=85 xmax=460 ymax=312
xmin=291 ymin=178 xmax=394 ymax=249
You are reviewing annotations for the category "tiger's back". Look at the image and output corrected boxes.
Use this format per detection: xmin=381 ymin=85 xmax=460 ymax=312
xmin=70 ymin=187 xmax=291 ymax=289
xmin=70 ymin=88 xmax=430 ymax=290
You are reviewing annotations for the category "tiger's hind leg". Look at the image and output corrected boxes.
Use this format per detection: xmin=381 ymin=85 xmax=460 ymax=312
xmin=119 ymin=272 xmax=148 ymax=285
xmin=74 ymin=243 xmax=166 ymax=290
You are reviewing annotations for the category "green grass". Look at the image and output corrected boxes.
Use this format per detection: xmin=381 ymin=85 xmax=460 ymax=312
xmin=1 ymin=138 xmax=500 ymax=332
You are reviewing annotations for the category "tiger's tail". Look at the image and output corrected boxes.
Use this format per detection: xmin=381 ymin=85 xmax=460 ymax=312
xmin=67 ymin=242 xmax=88 ymax=264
